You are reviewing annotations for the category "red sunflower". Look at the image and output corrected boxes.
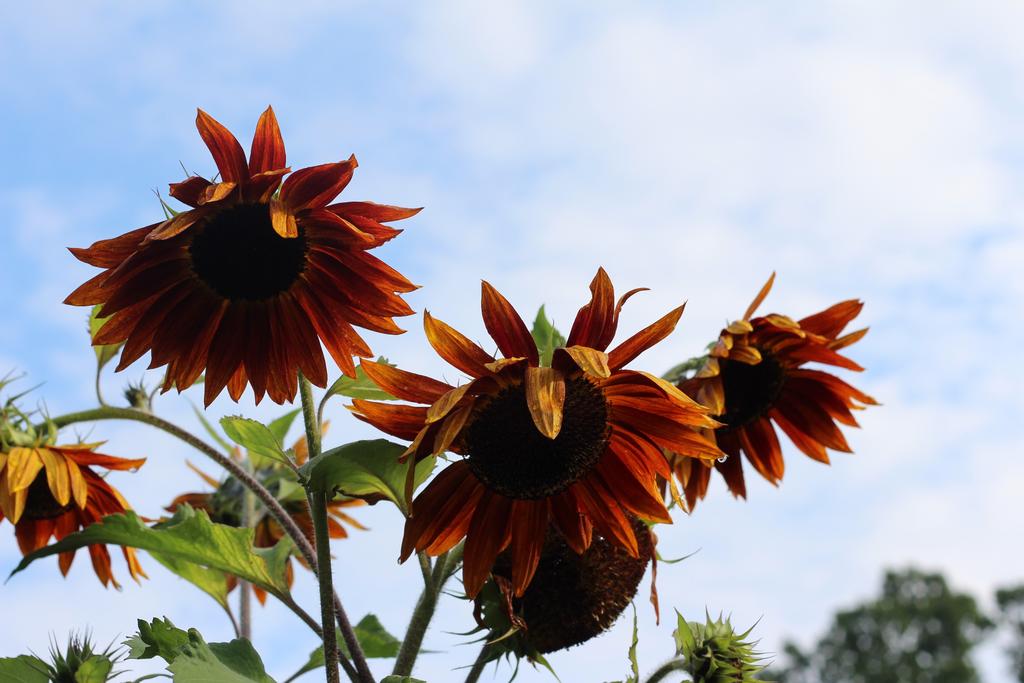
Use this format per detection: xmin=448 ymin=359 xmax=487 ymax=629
xmin=672 ymin=274 xmax=878 ymax=508
xmin=65 ymin=107 xmax=419 ymax=406
xmin=0 ymin=444 xmax=147 ymax=587
xmin=350 ymin=268 xmax=721 ymax=597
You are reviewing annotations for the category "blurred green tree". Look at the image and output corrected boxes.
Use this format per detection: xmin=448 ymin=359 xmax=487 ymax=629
xmin=996 ymin=584 xmax=1024 ymax=682
xmin=768 ymin=568 xmax=993 ymax=683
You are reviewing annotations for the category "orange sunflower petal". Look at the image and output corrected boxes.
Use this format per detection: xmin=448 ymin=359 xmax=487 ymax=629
xmin=480 ymin=281 xmax=539 ymax=365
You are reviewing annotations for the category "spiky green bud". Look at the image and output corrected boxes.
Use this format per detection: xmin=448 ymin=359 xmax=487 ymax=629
xmin=672 ymin=612 xmax=768 ymax=683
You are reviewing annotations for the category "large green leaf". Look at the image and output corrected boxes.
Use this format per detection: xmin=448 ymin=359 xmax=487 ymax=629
xmin=172 ymin=636 xmax=275 ymax=683
xmin=149 ymin=550 xmax=230 ymax=610
xmin=10 ymin=507 xmax=293 ymax=599
xmin=221 ymin=417 xmax=289 ymax=466
xmin=88 ymin=305 xmax=124 ymax=372
xmin=530 ymin=305 xmax=566 ymax=367
xmin=323 ymin=360 xmax=397 ymax=402
xmin=299 ymin=440 xmax=435 ymax=516
xmin=128 ymin=619 xmax=275 ymax=683
xmin=286 ymin=614 xmax=401 ymax=681
xmin=0 ymin=656 xmax=47 ymax=683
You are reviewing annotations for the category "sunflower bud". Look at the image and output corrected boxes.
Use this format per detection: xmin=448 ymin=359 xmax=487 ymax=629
xmin=673 ymin=612 xmax=767 ymax=683
xmin=123 ymin=380 xmax=152 ymax=412
xmin=37 ymin=632 xmax=123 ymax=682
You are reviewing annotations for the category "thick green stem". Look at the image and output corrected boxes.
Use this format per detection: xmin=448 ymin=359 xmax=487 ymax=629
xmin=392 ymin=544 xmax=463 ymax=678
xmin=462 ymin=645 xmax=491 ymax=683
xmin=239 ymin=470 xmax=256 ymax=641
xmin=310 ymin=491 xmax=342 ymax=683
xmin=299 ymin=375 xmax=374 ymax=683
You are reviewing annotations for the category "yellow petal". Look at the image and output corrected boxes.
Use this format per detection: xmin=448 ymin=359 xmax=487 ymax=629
xmin=729 ymin=344 xmax=763 ymax=365
xmin=743 ymin=272 xmax=776 ymax=320
xmin=725 ymin=319 xmax=753 ymax=335
xmin=425 ymin=384 xmax=473 ymax=424
xmin=65 ymin=457 xmax=89 ymax=509
xmin=270 ymin=197 xmax=298 ymax=238
xmin=695 ymin=357 xmax=720 ymax=378
xmin=0 ymin=484 xmax=27 ymax=524
xmin=697 ymin=377 xmax=726 ymax=416
xmin=562 ymin=346 xmax=611 ymax=378
xmin=200 ymin=181 xmax=237 ymax=204
xmin=525 ymin=366 xmax=566 ymax=439
xmin=6 ymin=447 xmax=44 ymax=492
xmin=38 ymin=448 xmax=71 ymax=507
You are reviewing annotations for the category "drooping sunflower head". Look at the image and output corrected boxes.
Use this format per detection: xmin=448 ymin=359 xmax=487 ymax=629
xmin=65 ymin=107 xmax=420 ymax=406
xmin=673 ymin=273 xmax=878 ymax=508
xmin=351 ymin=268 xmax=721 ymax=597
xmin=0 ymin=443 xmax=146 ymax=587
xmin=475 ymin=516 xmax=656 ymax=661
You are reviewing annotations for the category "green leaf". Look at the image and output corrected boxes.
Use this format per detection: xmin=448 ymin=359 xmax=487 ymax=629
xmin=74 ymin=656 xmax=113 ymax=683
xmin=172 ymin=636 xmax=275 ymax=683
xmin=10 ymin=507 xmax=293 ymax=599
xmin=221 ymin=417 xmax=289 ymax=466
xmin=129 ymin=619 xmax=275 ymax=682
xmin=323 ymin=360 xmax=398 ymax=402
xmin=673 ymin=609 xmax=696 ymax=657
xmin=149 ymin=550 xmax=230 ymax=610
xmin=531 ymin=305 xmax=566 ymax=367
xmin=0 ymin=656 xmax=48 ymax=683
xmin=379 ymin=678 xmax=427 ymax=683
xmin=88 ymin=305 xmax=124 ymax=372
xmin=351 ymin=614 xmax=401 ymax=658
xmin=127 ymin=617 xmax=191 ymax=662
xmin=299 ymin=439 xmax=436 ymax=516
xmin=266 ymin=409 xmax=301 ymax=445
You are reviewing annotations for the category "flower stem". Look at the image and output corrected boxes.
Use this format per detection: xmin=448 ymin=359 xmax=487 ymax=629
xmin=392 ymin=544 xmax=463 ymax=678
xmin=462 ymin=645 xmax=491 ymax=683
xmin=239 ymin=468 xmax=256 ymax=641
xmin=643 ymin=659 xmax=691 ymax=683
xmin=299 ymin=374 xmax=375 ymax=683
xmin=310 ymin=490 xmax=341 ymax=683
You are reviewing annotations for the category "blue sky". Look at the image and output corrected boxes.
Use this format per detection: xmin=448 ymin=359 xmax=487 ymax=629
xmin=2 ymin=2 xmax=1022 ymax=681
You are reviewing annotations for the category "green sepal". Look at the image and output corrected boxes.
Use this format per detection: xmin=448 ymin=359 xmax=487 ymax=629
xmin=88 ymin=305 xmax=124 ymax=373
xmin=530 ymin=306 xmax=566 ymax=367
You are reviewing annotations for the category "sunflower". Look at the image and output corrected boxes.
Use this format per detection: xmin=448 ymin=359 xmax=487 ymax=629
xmin=165 ymin=428 xmax=365 ymax=603
xmin=65 ymin=107 xmax=419 ymax=406
xmin=477 ymin=516 xmax=657 ymax=658
xmin=350 ymin=268 xmax=721 ymax=597
xmin=0 ymin=444 xmax=147 ymax=587
xmin=672 ymin=273 xmax=877 ymax=508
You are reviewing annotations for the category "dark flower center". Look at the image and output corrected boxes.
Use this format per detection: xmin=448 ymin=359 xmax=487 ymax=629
xmin=718 ymin=350 xmax=786 ymax=430
xmin=465 ymin=377 xmax=609 ymax=500
xmin=189 ymin=203 xmax=308 ymax=301
xmin=22 ymin=476 xmax=74 ymax=520
xmin=492 ymin=518 xmax=652 ymax=654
